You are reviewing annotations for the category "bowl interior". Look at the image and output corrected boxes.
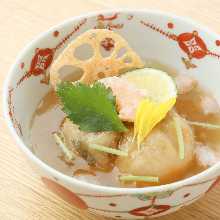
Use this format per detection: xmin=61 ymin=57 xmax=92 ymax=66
xmin=4 ymin=9 xmax=220 ymax=190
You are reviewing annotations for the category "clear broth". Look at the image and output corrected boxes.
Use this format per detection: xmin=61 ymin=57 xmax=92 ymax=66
xmin=30 ymin=63 xmax=220 ymax=187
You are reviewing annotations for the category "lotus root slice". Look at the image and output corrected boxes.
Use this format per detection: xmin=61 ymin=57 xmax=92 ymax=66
xmin=50 ymin=29 xmax=144 ymax=88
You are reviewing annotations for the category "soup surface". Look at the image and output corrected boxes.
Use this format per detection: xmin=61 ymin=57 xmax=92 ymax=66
xmin=30 ymin=62 xmax=220 ymax=187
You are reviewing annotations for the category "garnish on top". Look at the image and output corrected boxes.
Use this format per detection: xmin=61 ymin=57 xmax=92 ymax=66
xmin=122 ymin=68 xmax=177 ymax=103
xmin=57 ymin=68 xmax=177 ymax=146
xmin=51 ymin=28 xmax=177 ymax=153
xmin=134 ymin=98 xmax=176 ymax=149
xmin=57 ymin=81 xmax=127 ymax=132
xmin=50 ymin=29 xmax=144 ymax=88
xmin=123 ymin=68 xmax=177 ymax=147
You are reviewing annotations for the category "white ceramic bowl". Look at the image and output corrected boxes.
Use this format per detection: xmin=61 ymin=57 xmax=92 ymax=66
xmin=3 ymin=9 xmax=220 ymax=219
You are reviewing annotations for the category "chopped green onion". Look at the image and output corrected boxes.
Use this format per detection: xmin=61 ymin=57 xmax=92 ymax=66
xmin=119 ymin=175 xmax=159 ymax=183
xmin=53 ymin=132 xmax=75 ymax=160
xmin=88 ymin=143 xmax=128 ymax=157
xmin=174 ymin=116 xmax=185 ymax=160
xmin=187 ymin=121 xmax=220 ymax=129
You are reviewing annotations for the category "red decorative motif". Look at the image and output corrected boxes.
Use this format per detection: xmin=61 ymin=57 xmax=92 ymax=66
xmin=129 ymin=204 xmax=171 ymax=217
xmin=207 ymin=176 xmax=220 ymax=193
xmin=8 ymin=88 xmax=23 ymax=136
xmin=216 ymin=40 xmax=220 ymax=46
xmin=17 ymin=19 xmax=87 ymax=86
xmin=109 ymin=203 xmax=117 ymax=207
xmin=140 ymin=20 xmax=177 ymax=40
xmin=8 ymin=88 xmax=14 ymax=120
xmin=53 ymin=30 xmax=59 ymax=37
xmin=167 ymin=22 xmax=174 ymax=29
xmin=95 ymin=13 xmax=123 ymax=30
xmin=29 ymin=48 xmax=54 ymax=75
xmin=177 ymin=31 xmax=207 ymax=59
xmin=20 ymin=62 xmax=24 ymax=69
xmin=129 ymin=197 xmax=170 ymax=217
xmin=101 ymin=37 xmax=115 ymax=51
xmin=40 ymin=176 xmax=219 ymax=217
xmin=184 ymin=193 xmax=191 ymax=198
xmin=127 ymin=15 xmax=134 ymax=20
xmin=42 ymin=177 xmax=88 ymax=209
xmin=98 ymin=13 xmax=118 ymax=21
xmin=54 ymin=18 xmax=87 ymax=51
xmin=140 ymin=20 xmax=220 ymax=69
xmin=17 ymin=48 xmax=54 ymax=85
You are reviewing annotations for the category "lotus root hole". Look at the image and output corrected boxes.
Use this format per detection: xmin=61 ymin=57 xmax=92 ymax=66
xmin=116 ymin=47 xmax=127 ymax=59
xmin=74 ymin=43 xmax=94 ymax=61
xmin=58 ymin=65 xmax=84 ymax=82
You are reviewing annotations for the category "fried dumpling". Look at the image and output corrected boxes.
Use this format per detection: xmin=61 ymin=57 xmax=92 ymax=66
xmin=61 ymin=118 xmax=121 ymax=171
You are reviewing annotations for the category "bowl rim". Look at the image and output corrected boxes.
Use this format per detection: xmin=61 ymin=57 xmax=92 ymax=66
xmin=3 ymin=8 xmax=220 ymax=194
